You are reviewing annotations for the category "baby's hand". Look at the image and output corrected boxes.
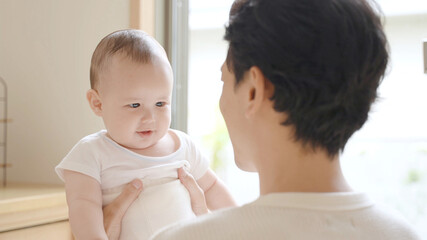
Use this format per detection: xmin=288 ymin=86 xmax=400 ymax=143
xmin=178 ymin=167 xmax=209 ymax=216
xmin=103 ymin=179 xmax=143 ymax=240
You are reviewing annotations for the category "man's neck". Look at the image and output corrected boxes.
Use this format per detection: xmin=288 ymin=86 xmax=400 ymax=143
xmin=253 ymin=127 xmax=352 ymax=195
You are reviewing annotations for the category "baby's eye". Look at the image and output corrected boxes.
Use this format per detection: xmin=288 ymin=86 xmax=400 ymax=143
xmin=156 ymin=102 xmax=165 ymax=107
xmin=129 ymin=103 xmax=140 ymax=108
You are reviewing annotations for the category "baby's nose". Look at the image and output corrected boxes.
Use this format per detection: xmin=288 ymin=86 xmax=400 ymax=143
xmin=140 ymin=109 xmax=155 ymax=123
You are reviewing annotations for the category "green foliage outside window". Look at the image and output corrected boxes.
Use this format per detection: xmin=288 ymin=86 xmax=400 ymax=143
xmin=202 ymin=106 xmax=230 ymax=172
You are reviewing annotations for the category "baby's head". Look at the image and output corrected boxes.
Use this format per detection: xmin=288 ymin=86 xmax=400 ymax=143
xmin=87 ymin=29 xmax=174 ymax=152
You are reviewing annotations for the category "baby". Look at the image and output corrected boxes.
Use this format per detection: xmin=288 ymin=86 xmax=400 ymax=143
xmin=55 ymin=29 xmax=236 ymax=240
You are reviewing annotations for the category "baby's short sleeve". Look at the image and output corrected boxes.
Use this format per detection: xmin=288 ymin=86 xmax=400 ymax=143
xmin=55 ymin=137 xmax=101 ymax=183
xmin=177 ymin=132 xmax=210 ymax=180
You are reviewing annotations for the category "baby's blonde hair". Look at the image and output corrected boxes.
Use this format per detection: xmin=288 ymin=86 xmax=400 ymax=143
xmin=90 ymin=29 xmax=161 ymax=89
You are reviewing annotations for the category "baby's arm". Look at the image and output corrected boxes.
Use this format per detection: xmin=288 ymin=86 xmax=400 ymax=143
xmin=196 ymin=169 xmax=237 ymax=210
xmin=63 ymin=170 xmax=108 ymax=240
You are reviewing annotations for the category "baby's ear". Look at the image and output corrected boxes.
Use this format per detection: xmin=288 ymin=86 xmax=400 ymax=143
xmin=86 ymin=89 xmax=103 ymax=116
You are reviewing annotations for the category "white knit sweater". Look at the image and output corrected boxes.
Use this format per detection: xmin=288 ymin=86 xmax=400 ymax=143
xmin=150 ymin=192 xmax=421 ymax=240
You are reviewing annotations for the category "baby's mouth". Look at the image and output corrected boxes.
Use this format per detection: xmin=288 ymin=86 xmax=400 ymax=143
xmin=137 ymin=130 xmax=153 ymax=137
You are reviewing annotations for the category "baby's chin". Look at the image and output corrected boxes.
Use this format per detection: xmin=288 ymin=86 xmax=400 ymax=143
xmin=113 ymin=139 xmax=154 ymax=152
xmin=125 ymin=142 xmax=156 ymax=151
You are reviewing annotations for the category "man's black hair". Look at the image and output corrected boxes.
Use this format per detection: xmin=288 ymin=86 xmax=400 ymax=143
xmin=224 ymin=0 xmax=389 ymax=156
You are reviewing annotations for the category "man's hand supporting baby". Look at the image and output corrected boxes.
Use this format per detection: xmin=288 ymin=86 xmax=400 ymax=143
xmin=103 ymin=179 xmax=143 ymax=240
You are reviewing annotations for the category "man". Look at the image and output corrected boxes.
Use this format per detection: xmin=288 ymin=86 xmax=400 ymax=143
xmin=104 ymin=0 xmax=421 ymax=239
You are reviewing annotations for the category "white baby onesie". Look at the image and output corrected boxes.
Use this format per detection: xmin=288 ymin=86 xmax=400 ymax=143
xmin=102 ymin=162 xmax=196 ymax=240
xmin=56 ymin=129 xmax=209 ymax=239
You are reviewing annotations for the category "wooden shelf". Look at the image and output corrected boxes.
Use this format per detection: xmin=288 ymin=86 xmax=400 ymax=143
xmin=0 ymin=183 xmax=69 ymax=232
xmin=0 ymin=221 xmax=72 ymax=239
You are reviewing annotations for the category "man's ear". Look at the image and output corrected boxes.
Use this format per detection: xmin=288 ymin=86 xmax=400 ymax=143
xmin=86 ymin=89 xmax=103 ymax=116
xmin=245 ymin=66 xmax=272 ymax=118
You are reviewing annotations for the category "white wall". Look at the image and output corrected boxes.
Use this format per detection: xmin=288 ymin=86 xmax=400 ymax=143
xmin=0 ymin=0 xmax=130 ymax=185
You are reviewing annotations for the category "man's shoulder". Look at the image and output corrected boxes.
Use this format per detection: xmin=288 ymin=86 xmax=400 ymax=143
xmin=150 ymin=200 xmax=422 ymax=240
xmin=365 ymin=204 xmax=422 ymax=239
xmin=151 ymin=206 xmax=249 ymax=240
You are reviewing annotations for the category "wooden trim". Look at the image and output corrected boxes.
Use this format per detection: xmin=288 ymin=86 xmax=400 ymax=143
xmin=130 ymin=0 xmax=156 ymax=37
xmin=0 ymin=163 xmax=11 ymax=168
xmin=423 ymin=39 xmax=427 ymax=74
xmin=168 ymin=0 xmax=189 ymax=132
xmin=0 ymin=118 xmax=12 ymax=123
